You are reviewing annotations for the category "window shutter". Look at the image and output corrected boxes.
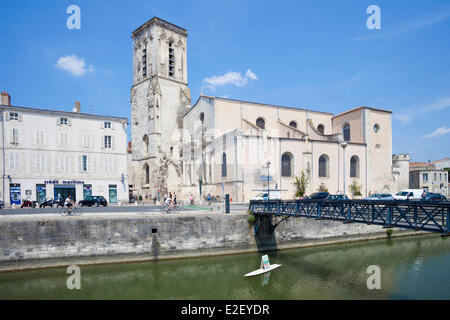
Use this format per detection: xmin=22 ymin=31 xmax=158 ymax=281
xmin=111 ymin=136 xmax=115 ymax=150
xmin=18 ymin=114 xmax=23 ymax=122
xmin=78 ymin=155 xmax=82 ymax=172
xmin=101 ymin=135 xmax=105 ymax=149
xmin=16 ymin=128 xmax=19 ymax=145
xmin=68 ymin=118 xmax=72 ymax=126
xmin=56 ymin=117 xmax=60 ymax=125
xmin=14 ymin=153 xmax=20 ymax=170
xmin=56 ymin=132 xmax=60 ymax=147
xmin=6 ymin=112 xmax=10 ymax=121
xmin=9 ymin=152 xmax=14 ymax=170
xmin=56 ymin=156 xmax=61 ymax=173
xmin=88 ymin=155 xmax=93 ymax=172
xmin=101 ymin=122 xmax=104 ymax=129
xmin=10 ymin=128 xmax=14 ymax=144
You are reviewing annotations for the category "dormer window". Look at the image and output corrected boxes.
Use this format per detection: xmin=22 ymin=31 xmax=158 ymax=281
xmin=9 ymin=112 xmax=19 ymax=120
xmin=59 ymin=117 xmax=68 ymax=125
xmin=104 ymin=121 xmax=111 ymax=129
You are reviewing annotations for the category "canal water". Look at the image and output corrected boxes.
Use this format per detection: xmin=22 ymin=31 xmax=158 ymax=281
xmin=0 ymin=234 xmax=449 ymax=299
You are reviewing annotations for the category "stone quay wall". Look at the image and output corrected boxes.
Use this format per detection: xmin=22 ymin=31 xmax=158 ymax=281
xmin=0 ymin=211 xmax=421 ymax=271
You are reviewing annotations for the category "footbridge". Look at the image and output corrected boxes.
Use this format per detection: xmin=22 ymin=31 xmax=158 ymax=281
xmin=249 ymin=199 xmax=450 ymax=235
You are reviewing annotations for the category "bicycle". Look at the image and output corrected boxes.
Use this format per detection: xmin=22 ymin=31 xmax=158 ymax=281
xmin=161 ymin=205 xmax=180 ymax=214
xmin=60 ymin=205 xmax=82 ymax=216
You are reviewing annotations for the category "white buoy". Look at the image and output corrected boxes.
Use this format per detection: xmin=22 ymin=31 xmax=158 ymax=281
xmin=244 ymin=254 xmax=282 ymax=277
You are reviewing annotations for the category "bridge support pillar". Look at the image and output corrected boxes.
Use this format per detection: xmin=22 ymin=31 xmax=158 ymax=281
xmin=442 ymin=207 xmax=450 ymax=237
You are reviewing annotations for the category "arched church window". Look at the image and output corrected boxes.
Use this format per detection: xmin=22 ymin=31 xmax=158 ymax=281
xmin=317 ymin=124 xmax=324 ymax=134
xmin=143 ymin=135 xmax=149 ymax=155
xmin=319 ymin=154 xmax=329 ymax=178
xmin=256 ymin=118 xmax=265 ymax=130
xmin=289 ymin=121 xmax=297 ymax=129
xmin=143 ymin=163 xmax=150 ymax=185
xmin=281 ymin=153 xmax=293 ymax=177
xmin=350 ymin=155 xmax=359 ymax=178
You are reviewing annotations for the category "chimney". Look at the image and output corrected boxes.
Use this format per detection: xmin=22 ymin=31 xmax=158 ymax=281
xmin=73 ymin=101 xmax=81 ymax=113
xmin=1 ymin=91 xmax=11 ymax=106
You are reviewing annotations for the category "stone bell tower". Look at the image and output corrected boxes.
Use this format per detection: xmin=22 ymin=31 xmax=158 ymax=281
xmin=130 ymin=17 xmax=191 ymax=198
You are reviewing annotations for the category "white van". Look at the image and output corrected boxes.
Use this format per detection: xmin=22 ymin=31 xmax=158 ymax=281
xmin=393 ymin=189 xmax=424 ymax=200
xmin=251 ymin=191 xmax=281 ymax=201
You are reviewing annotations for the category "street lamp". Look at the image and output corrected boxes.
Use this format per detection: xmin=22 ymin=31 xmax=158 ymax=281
xmin=266 ymin=160 xmax=271 ymax=198
xmin=340 ymin=141 xmax=348 ymax=196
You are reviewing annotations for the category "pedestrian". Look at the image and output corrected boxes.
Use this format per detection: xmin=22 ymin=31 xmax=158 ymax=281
xmin=421 ymin=190 xmax=426 ymax=201
xmin=189 ymin=194 xmax=194 ymax=206
xmin=207 ymin=193 xmax=211 ymax=206
xmin=173 ymin=193 xmax=177 ymax=205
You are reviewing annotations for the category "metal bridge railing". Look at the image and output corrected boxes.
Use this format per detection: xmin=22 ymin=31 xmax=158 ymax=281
xmin=249 ymin=199 xmax=450 ymax=235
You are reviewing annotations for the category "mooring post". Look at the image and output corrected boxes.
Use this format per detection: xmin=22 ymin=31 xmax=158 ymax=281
xmin=414 ymin=205 xmax=418 ymax=231
xmin=316 ymin=203 xmax=322 ymax=220
xmin=344 ymin=203 xmax=352 ymax=224
xmin=385 ymin=205 xmax=393 ymax=228
xmin=445 ymin=207 xmax=450 ymax=236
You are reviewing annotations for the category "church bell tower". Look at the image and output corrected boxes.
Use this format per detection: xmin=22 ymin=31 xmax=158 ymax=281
xmin=130 ymin=17 xmax=191 ymax=197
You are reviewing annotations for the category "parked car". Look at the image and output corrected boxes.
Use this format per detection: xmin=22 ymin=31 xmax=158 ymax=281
xmin=306 ymin=192 xmax=330 ymax=200
xmin=0 ymin=201 xmax=4 ymax=209
xmin=364 ymin=193 xmax=394 ymax=200
xmin=78 ymin=196 xmax=108 ymax=207
xmin=327 ymin=194 xmax=349 ymax=200
xmin=393 ymin=189 xmax=423 ymax=200
xmin=251 ymin=191 xmax=281 ymax=201
xmin=422 ymin=192 xmax=447 ymax=202
xmin=21 ymin=199 xmax=37 ymax=208
xmin=39 ymin=198 xmax=64 ymax=208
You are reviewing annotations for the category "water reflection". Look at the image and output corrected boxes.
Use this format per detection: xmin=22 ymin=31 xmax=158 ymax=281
xmin=0 ymin=234 xmax=449 ymax=299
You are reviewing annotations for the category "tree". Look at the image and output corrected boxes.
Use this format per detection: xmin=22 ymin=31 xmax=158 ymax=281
xmin=350 ymin=180 xmax=362 ymax=196
xmin=318 ymin=183 xmax=328 ymax=192
xmin=293 ymin=171 xmax=309 ymax=198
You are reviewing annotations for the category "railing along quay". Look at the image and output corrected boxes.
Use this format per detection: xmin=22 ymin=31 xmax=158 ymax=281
xmin=249 ymin=199 xmax=450 ymax=235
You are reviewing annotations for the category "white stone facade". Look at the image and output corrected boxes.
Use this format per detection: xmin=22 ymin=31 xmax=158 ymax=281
xmin=0 ymin=100 xmax=129 ymax=206
xmin=180 ymin=96 xmax=409 ymax=202
xmin=128 ymin=17 xmax=409 ymax=202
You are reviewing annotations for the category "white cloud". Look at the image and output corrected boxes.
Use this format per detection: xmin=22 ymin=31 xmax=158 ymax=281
xmin=55 ymin=55 xmax=94 ymax=77
xmin=245 ymin=69 xmax=258 ymax=80
xmin=422 ymin=127 xmax=450 ymax=138
xmin=394 ymin=97 xmax=450 ymax=124
xmin=203 ymin=69 xmax=258 ymax=91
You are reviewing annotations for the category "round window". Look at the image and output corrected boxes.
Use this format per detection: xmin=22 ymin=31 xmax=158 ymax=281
xmin=375 ymin=144 xmax=381 ymax=152
xmin=374 ymin=124 xmax=380 ymax=133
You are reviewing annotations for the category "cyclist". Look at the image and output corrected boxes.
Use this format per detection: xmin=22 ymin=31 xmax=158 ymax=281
xmin=189 ymin=194 xmax=195 ymax=206
xmin=64 ymin=195 xmax=76 ymax=214
xmin=164 ymin=196 xmax=173 ymax=213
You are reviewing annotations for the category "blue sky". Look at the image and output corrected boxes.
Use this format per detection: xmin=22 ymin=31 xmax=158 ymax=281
xmin=0 ymin=0 xmax=449 ymax=162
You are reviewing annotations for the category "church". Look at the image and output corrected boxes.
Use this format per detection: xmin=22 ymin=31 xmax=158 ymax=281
xmin=128 ymin=17 xmax=410 ymax=202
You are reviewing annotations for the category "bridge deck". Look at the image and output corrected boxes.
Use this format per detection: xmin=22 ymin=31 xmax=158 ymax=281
xmin=249 ymin=199 xmax=450 ymax=235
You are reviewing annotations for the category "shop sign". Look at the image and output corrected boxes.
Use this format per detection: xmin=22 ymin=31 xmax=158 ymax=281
xmin=44 ymin=180 xmax=85 ymax=184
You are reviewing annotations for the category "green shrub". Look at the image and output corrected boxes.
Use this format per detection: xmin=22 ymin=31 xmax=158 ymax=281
xmin=386 ymin=228 xmax=394 ymax=238
xmin=247 ymin=215 xmax=255 ymax=227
